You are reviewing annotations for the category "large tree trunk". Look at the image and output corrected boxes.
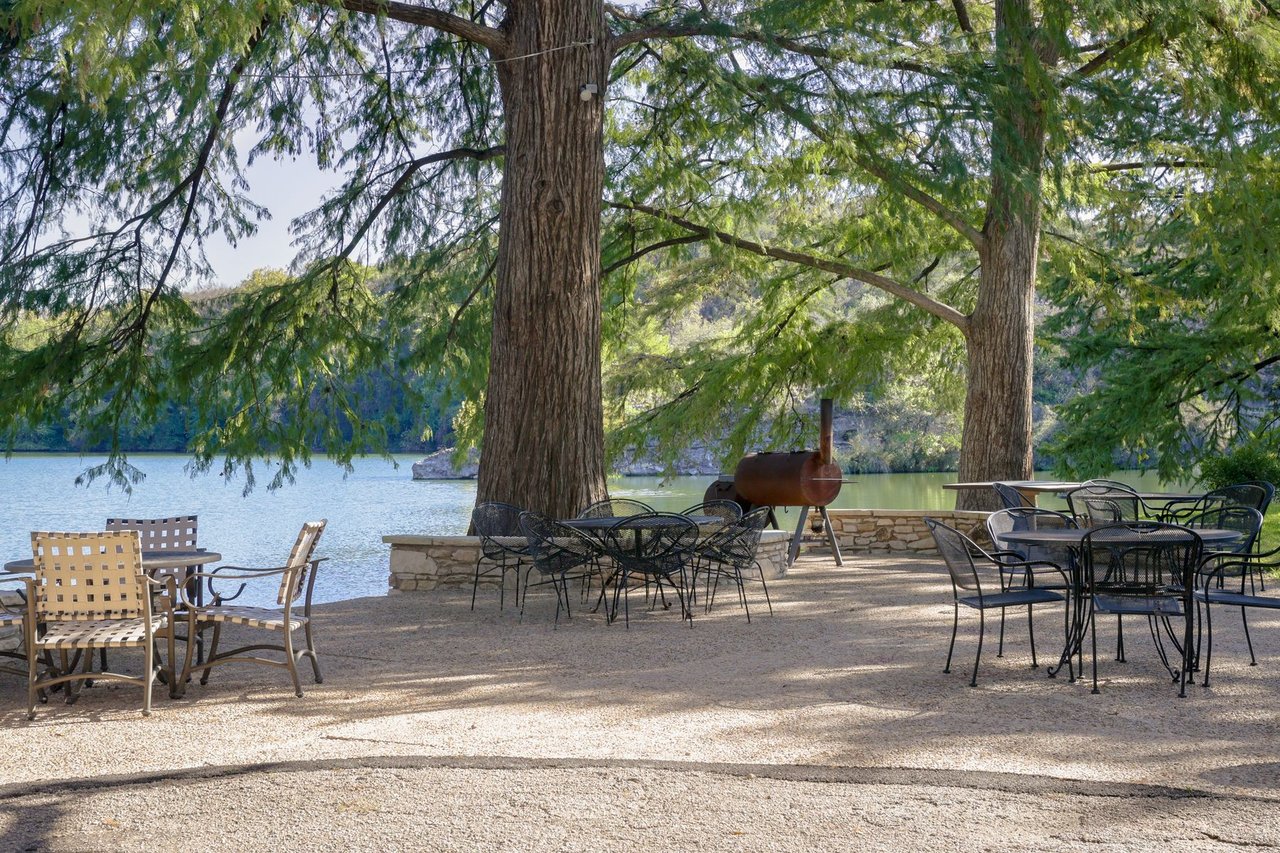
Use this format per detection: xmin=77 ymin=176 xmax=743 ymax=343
xmin=475 ymin=0 xmax=610 ymax=519
xmin=956 ymin=0 xmax=1049 ymax=511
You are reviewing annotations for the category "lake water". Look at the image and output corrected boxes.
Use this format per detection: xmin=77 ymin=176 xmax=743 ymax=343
xmin=0 ymin=454 xmax=1189 ymax=605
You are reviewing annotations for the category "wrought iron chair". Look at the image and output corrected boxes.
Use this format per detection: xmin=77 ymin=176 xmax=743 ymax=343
xmin=179 ymin=520 xmax=326 ymax=697
xmin=470 ymin=502 xmax=530 ymax=611
xmin=602 ymin=513 xmax=699 ymax=628
xmin=1078 ymin=522 xmax=1203 ymax=696
xmin=924 ymin=518 xmax=1069 ymax=687
xmin=517 ymin=511 xmax=605 ymax=626
xmin=26 ymin=530 xmax=177 ymax=718
xmin=1241 ymin=480 xmax=1275 ymax=514
xmin=577 ymin=498 xmax=655 ymax=519
xmin=1066 ymin=482 xmax=1153 ymax=525
xmin=692 ymin=506 xmax=772 ymax=621
xmin=1195 ymin=544 xmax=1280 ymax=686
xmin=680 ymin=500 xmax=743 ymax=532
xmin=1160 ymin=484 xmax=1268 ymax=523
xmin=993 ymin=482 xmax=1036 ymax=509
xmin=984 ymin=508 xmax=1077 ymax=658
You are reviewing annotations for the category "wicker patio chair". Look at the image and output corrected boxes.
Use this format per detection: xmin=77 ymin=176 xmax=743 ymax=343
xmin=518 ymin=512 xmax=605 ymax=626
xmin=470 ymin=502 xmax=530 ymax=611
xmin=577 ymin=498 xmax=655 ymax=519
xmin=26 ymin=530 xmax=177 ymax=719
xmin=602 ymin=513 xmax=699 ymax=628
xmin=1079 ymin=522 xmax=1203 ymax=696
xmin=925 ymin=518 xmax=1069 ymax=687
xmin=692 ymin=506 xmax=772 ymax=621
xmin=179 ymin=520 xmax=326 ymax=697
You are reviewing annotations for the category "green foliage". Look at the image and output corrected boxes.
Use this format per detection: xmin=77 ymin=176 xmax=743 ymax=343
xmin=1196 ymin=441 xmax=1280 ymax=491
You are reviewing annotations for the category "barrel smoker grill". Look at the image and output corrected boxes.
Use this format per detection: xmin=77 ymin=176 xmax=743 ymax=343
xmin=717 ymin=399 xmax=845 ymax=568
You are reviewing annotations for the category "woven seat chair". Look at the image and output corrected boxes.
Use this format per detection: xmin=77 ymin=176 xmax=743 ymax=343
xmin=692 ymin=506 xmax=773 ymax=621
xmin=26 ymin=530 xmax=177 ymax=719
xmin=179 ymin=520 xmax=326 ymax=698
xmin=517 ymin=511 xmax=605 ymax=626
xmin=925 ymin=518 xmax=1069 ymax=687
xmin=106 ymin=515 xmax=200 ymax=664
xmin=577 ymin=498 xmax=654 ymax=519
xmin=470 ymin=502 xmax=530 ymax=611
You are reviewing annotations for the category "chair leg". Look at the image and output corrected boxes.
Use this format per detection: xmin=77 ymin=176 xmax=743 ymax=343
xmin=200 ymin=623 xmax=222 ymax=685
xmin=970 ymin=609 xmax=985 ymax=687
xmin=944 ymin=601 xmax=959 ymax=674
xmin=997 ymin=608 xmax=1006 ymax=658
xmin=166 ymin=622 xmax=179 ymax=700
xmin=756 ymin=561 xmax=773 ymax=616
xmin=1090 ymin=608 xmax=1101 ymax=694
xmin=1027 ymin=604 xmax=1039 ymax=668
xmin=143 ymin=639 xmax=154 ymax=716
xmin=304 ymin=620 xmax=323 ymax=683
xmin=1241 ymin=607 xmax=1257 ymax=666
xmin=1203 ymin=600 xmax=1215 ymax=687
xmin=27 ymin=640 xmax=38 ymax=721
xmin=1115 ymin=615 xmax=1126 ymax=662
xmin=470 ymin=557 xmax=483 ymax=611
xmin=179 ymin=617 xmax=200 ymax=692
xmin=283 ymin=629 xmax=303 ymax=697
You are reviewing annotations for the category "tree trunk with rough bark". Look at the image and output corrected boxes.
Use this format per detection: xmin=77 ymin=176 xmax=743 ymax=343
xmin=475 ymin=0 xmax=610 ymax=519
xmin=955 ymin=0 xmax=1050 ymax=511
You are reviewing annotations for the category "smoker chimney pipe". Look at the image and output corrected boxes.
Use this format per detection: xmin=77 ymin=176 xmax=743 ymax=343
xmin=819 ymin=398 xmax=834 ymax=466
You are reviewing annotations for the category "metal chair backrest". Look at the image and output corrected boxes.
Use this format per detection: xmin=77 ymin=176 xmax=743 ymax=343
xmin=1079 ymin=522 xmax=1202 ymax=595
xmin=279 ymin=520 xmax=327 ymax=605
xmin=578 ymin=498 xmax=655 ymax=519
xmin=711 ymin=506 xmax=772 ymax=566
xmin=106 ymin=515 xmax=198 ymax=550
xmin=602 ymin=512 xmax=699 ymax=569
xmin=1240 ymin=480 xmax=1275 ymax=514
xmin=985 ymin=508 xmax=1076 ymax=564
xmin=519 ymin=511 xmax=600 ymax=574
xmin=472 ymin=502 xmax=525 ymax=538
xmin=992 ymin=483 xmax=1035 ymax=509
xmin=1210 ymin=483 xmax=1269 ymax=513
xmin=1181 ymin=505 xmax=1262 ymax=554
xmin=31 ymin=530 xmax=147 ymax=621
xmin=1067 ymin=483 xmax=1141 ymax=525
xmin=924 ymin=518 xmax=982 ymax=592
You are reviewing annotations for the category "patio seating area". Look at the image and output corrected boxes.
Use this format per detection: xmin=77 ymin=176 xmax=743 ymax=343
xmin=1 ymin=553 xmax=1277 ymax=849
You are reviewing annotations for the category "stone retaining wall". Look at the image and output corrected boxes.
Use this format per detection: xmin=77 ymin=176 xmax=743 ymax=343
xmin=384 ymin=530 xmax=793 ymax=593
xmin=821 ymin=508 xmax=991 ymax=555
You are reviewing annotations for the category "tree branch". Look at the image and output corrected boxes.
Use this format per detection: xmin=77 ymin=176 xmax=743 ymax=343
xmin=950 ymin=0 xmax=974 ymax=34
xmin=340 ymin=0 xmax=508 ymax=54
xmin=1089 ymin=159 xmax=1204 ymax=173
xmin=1167 ymin=351 xmax=1280 ymax=408
xmin=603 ymin=233 xmax=705 ymax=275
xmin=766 ymin=91 xmax=986 ymax=252
xmin=1066 ymin=21 xmax=1156 ymax=82
xmin=611 ymin=200 xmax=971 ymax=333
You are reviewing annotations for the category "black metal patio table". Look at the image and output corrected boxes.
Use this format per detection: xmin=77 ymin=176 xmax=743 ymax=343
xmin=997 ymin=527 xmax=1242 ymax=682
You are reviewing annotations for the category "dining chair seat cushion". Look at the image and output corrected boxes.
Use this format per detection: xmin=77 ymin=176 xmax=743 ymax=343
xmin=1194 ymin=589 xmax=1280 ymax=609
xmin=957 ymin=588 xmax=1064 ymax=610
xmin=198 ymin=605 xmax=307 ymax=632
xmin=36 ymin=617 xmax=167 ymax=650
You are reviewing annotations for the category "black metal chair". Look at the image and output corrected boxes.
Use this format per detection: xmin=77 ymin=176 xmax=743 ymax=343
xmin=985 ymin=508 xmax=1077 ymax=658
xmin=517 ymin=511 xmax=604 ymax=626
xmin=1241 ymin=480 xmax=1275 ymax=514
xmin=680 ymin=500 xmax=743 ymax=531
xmin=602 ymin=513 xmax=699 ymax=628
xmin=470 ymin=502 xmax=530 ymax=611
xmin=993 ymin=482 xmax=1036 ymax=509
xmin=693 ymin=506 xmax=773 ymax=621
xmin=1195 ymin=544 xmax=1280 ymax=686
xmin=924 ymin=518 xmax=1069 ymax=687
xmin=0 ymin=576 xmax=32 ymax=681
xmin=578 ymin=498 xmax=655 ymax=519
xmin=1161 ymin=483 xmax=1269 ymax=523
xmin=1066 ymin=482 xmax=1152 ymax=525
xmin=1078 ymin=522 xmax=1203 ymax=696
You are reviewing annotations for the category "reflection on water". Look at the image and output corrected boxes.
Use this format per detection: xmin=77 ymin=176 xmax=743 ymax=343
xmin=0 ymin=454 xmax=1192 ymax=605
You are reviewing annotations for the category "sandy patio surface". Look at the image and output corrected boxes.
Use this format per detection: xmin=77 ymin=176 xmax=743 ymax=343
xmin=1 ymin=555 xmax=1277 ymax=850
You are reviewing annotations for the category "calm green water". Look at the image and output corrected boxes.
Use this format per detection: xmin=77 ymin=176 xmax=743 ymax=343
xmin=0 ymin=454 xmax=1190 ymax=604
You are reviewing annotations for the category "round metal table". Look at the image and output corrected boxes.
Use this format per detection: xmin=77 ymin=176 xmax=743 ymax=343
xmin=4 ymin=549 xmax=222 ymax=575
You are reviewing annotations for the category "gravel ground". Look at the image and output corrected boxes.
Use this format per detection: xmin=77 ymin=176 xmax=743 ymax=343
xmin=1 ymin=555 xmax=1277 ymax=851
